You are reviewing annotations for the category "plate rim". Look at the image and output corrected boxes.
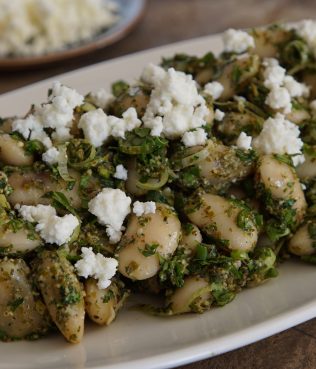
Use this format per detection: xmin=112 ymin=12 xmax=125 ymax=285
xmin=98 ymin=300 xmax=316 ymax=369
xmin=0 ymin=32 xmax=316 ymax=369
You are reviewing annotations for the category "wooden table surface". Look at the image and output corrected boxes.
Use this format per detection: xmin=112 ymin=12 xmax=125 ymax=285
xmin=1 ymin=0 xmax=316 ymax=368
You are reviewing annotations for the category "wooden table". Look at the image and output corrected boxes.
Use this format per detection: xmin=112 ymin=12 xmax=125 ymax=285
xmin=0 ymin=0 xmax=316 ymax=368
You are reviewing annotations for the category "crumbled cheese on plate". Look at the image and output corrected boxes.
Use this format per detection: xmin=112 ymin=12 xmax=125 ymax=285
xmin=252 ymin=113 xmax=305 ymax=166
xmin=88 ymin=188 xmax=131 ymax=244
xmin=203 ymin=81 xmax=224 ymax=100
xmin=133 ymin=201 xmax=156 ymax=217
xmin=222 ymin=29 xmax=255 ymax=53
xmin=142 ymin=64 xmax=210 ymax=138
xmin=114 ymin=164 xmax=128 ymax=181
xmin=75 ymin=247 xmax=118 ymax=290
xmin=182 ymin=128 xmax=208 ymax=147
xmin=16 ymin=204 xmax=79 ymax=246
xmin=236 ymin=132 xmax=252 ymax=150
xmin=12 ymin=81 xmax=84 ymax=147
xmin=78 ymin=107 xmax=141 ymax=147
xmin=214 ymin=109 xmax=225 ymax=121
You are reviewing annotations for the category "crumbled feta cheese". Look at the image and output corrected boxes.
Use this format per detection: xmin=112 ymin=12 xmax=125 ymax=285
xmin=141 ymin=63 xmax=166 ymax=85
xmin=222 ymin=29 xmax=255 ymax=53
xmin=16 ymin=204 xmax=79 ymax=245
xmin=265 ymin=86 xmax=292 ymax=114
xmin=133 ymin=201 xmax=156 ymax=217
xmin=89 ymin=88 xmax=114 ymax=109
xmin=262 ymin=58 xmax=309 ymax=113
xmin=16 ymin=203 xmax=56 ymax=223
xmin=110 ymin=107 xmax=141 ymax=139
xmin=203 ymin=81 xmax=224 ymax=100
xmin=75 ymin=247 xmax=118 ymax=289
xmin=79 ymin=107 xmax=141 ymax=146
xmin=236 ymin=132 xmax=252 ymax=150
xmin=37 ymin=81 xmax=84 ymax=142
xmin=42 ymin=147 xmax=60 ymax=165
xmin=214 ymin=109 xmax=225 ymax=121
xmin=78 ymin=109 xmax=111 ymax=147
xmin=182 ymin=128 xmax=208 ymax=147
xmin=301 ymin=183 xmax=307 ymax=190
xmin=88 ymin=188 xmax=131 ymax=243
xmin=253 ymin=113 xmax=305 ymax=166
xmin=263 ymin=60 xmax=286 ymax=89
xmin=12 ymin=81 xmax=84 ymax=146
xmin=0 ymin=0 xmax=119 ymax=57
xmin=283 ymin=76 xmax=310 ymax=98
xmin=287 ymin=20 xmax=316 ymax=57
xmin=114 ymin=164 xmax=128 ymax=180
xmin=12 ymin=114 xmax=52 ymax=148
xmin=142 ymin=65 xmax=209 ymax=138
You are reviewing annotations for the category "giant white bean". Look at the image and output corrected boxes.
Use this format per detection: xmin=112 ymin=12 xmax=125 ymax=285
xmin=85 ymin=279 xmax=127 ymax=326
xmin=0 ymin=227 xmax=41 ymax=254
xmin=288 ymin=223 xmax=316 ymax=256
xmin=216 ymin=55 xmax=260 ymax=100
xmin=257 ymin=155 xmax=306 ymax=223
xmin=168 ymin=276 xmax=211 ymax=314
xmin=0 ymin=259 xmax=50 ymax=340
xmin=8 ymin=170 xmax=81 ymax=208
xmin=186 ymin=191 xmax=258 ymax=251
xmin=0 ymin=134 xmax=33 ymax=166
xmin=118 ymin=203 xmax=181 ymax=280
xmin=296 ymin=153 xmax=316 ymax=181
xmin=34 ymin=250 xmax=85 ymax=343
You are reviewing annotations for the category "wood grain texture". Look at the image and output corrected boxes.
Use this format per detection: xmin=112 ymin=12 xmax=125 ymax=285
xmin=0 ymin=1 xmax=316 ymax=368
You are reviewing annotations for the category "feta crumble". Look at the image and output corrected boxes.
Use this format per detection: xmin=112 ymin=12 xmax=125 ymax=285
xmin=75 ymin=247 xmax=118 ymax=290
xmin=222 ymin=29 xmax=255 ymax=53
xmin=265 ymin=86 xmax=292 ymax=114
xmin=42 ymin=147 xmax=60 ymax=165
xmin=78 ymin=107 xmax=141 ymax=147
xmin=78 ymin=109 xmax=111 ymax=148
xmin=283 ymin=76 xmax=310 ymax=98
xmin=110 ymin=107 xmax=141 ymax=139
xmin=16 ymin=204 xmax=79 ymax=246
xmin=182 ymin=128 xmax=208 ymax=147
xmin=262 ymin=58 xmax=309 ymax=114
xmin=287 ymin=20 xmax=316 ymax=57
xmin=214 ymin=109 xmax=225 ymax=121
xmin=252 ymin=113 xmax=305 ymax=166
xmin=88 ymin=188 xmax=131 ymax=243
xmin=263 ymin=60 xmax=286 ymax=89
xmin=141 ymin=63 xmax=166 ymax=85
xmin=236 ymin=132 xmax=252 ymax=150
xmin=89 ymin=88 xmax=114 ymax=109
xmin=12 ymin=81 xmax=84 ymax=147
xmin=114 ymin=164 xmax=128 ymax=181
xmin=142 ymin=65 xmax=209 ymax=138
xmin=203 ymin=81 xmax=224 ymax=100
xmin=133 ymin=201 xmax=156 ymax=217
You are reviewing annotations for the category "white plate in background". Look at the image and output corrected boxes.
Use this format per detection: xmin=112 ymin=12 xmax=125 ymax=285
xmin=0 ymin=34 xmax=316 ymax=369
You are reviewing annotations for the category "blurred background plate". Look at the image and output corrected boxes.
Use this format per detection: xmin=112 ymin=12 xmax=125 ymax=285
xmin=0 ymin=0 xmax=146 ymax=71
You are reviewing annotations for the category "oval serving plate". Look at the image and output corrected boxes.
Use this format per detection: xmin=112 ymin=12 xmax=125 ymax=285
xmin=0 ymin=0 xmax=146 ymax=70
xmin=0 ymin=34 xmax=316 ymax=369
